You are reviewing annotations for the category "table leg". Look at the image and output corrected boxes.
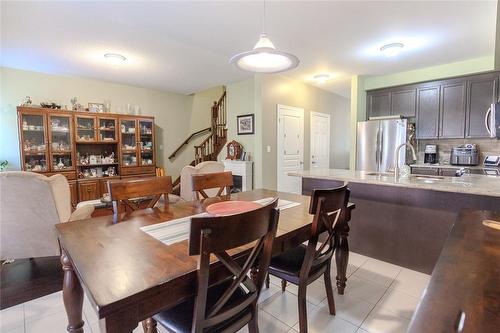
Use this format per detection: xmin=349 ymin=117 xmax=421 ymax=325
xmin=61 ymin=252 xmax=84 ymax=333
xmin=142 ymin=318 xmax=158 ymax=333
xmin=334 ymin=222 xmax=350 ymax=295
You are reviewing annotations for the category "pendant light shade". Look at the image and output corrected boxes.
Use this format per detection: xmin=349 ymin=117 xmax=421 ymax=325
xmin=230 ymin=33 xmax=299 ymax=73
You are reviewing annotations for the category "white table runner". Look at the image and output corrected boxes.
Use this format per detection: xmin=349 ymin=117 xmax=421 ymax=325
xmin=140 ymin=198 xmax=300 ymax=246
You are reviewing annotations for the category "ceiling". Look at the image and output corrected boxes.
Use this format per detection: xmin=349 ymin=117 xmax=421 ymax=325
xmin=1 ymin=1 xmax=497 ymax=98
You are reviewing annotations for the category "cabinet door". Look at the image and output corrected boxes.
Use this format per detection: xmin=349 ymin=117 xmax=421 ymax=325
xmin=138 ymin=119 xmax=155 ymax=167
xmin=78 ymin=181 xmax=100 ymax=201
xmin=391 ymin=89 xmax=416 ymax=117
xmin=75 ymin=115 xmax=97 ymax=142
xmin=98 ymin=117 xmax=118 ymax=142
xmin=367 ymin=92 xmax=391 ymax=118
xmin=416 ymin=86 xmax=440 ymax=139
xmin=466 ymin=73 xmax=498 ymax=138
xmin=68 ymin=181 xmax=78 ymax=207
xmin=439 ymin=168 xmax=460 ymax=177
xmin=439 ymin=82 xmax=466 ymax=138
xmin=19 ymin=111 xmax=49 ymax=172
xmin=120 ymin=118 xmax=139 ymax=167
xmin=48 ymin=114 xmax=74 ymax=171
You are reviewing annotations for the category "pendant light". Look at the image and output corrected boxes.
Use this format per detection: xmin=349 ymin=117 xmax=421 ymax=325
xmin=229 ymin=0 xmax=299 ymax=73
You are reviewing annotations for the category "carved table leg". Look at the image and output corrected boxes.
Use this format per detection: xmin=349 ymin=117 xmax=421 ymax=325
xmin=142 ymin=318 xmax=158 ymax=333
xmin=334 ymin=222 xmax=350 ymax=295
xmin=61 ymin=251 xmax=84 ymax=333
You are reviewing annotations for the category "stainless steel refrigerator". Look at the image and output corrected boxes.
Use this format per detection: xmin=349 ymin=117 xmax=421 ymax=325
xmin=356 ymin=118 xmax=412 ymax=172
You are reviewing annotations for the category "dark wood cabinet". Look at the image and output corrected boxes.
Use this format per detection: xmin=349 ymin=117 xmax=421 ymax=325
xmin=367 ymin=92 xmax=391 ymax=118
xmin=391 ymin=89 xmax=416 ymax=117
xmin=411 ymin=167 xmax=440 ymax=176
xmin=465 ymin=73 xmax=499 ymax=138
xmin=78 ymin=180 xmax=100 ymax=201
xmin=439 ymin=82 xmax=466 ymax=138
xmin=416 ymin=86 xmax=440 ymax=139
xmin=68 ymin=181 xmax=78 ymax=208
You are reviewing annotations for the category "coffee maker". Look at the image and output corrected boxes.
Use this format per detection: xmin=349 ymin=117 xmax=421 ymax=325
xmin=424 ymin=145 xmax=438 ymax=164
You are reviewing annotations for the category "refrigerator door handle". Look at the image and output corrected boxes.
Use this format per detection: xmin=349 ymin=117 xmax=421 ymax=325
xmin=379 ymin=128 xmax=384 ymax=171
xmin=375 ymin=128 xmax=380 ymax=170
xmin=485 ymin=106 xmax=492 ymax=136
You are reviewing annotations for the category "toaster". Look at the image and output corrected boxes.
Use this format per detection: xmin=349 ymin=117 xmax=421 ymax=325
xmin=450 ymin=144 xmax=479 ymax=166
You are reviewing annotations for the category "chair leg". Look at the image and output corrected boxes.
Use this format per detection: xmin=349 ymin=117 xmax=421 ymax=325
xmin=141 ymin=318 xmax=157 ymax=333
xmin=248 ymin=304 xmax=259 ymax=333
xmin=298 ymin=284 xmax=308 ymax=333
xmin=265 ymin=274 xmax=270 ymax=289
xmin=281 ymin=279 xmax=287 ymax=292
xmin=324 ymin=268 xmax=336 ymax=315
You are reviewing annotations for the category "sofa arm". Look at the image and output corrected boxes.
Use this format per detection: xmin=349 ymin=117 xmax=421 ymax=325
xmin=69 ymin=204 xmax=95 ymax=222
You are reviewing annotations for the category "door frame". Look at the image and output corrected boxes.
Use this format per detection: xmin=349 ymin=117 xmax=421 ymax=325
xmin=309 ymin=111 xmax=331 ymax=170
xmin=277 ymin=104 xmax=304 ymax=193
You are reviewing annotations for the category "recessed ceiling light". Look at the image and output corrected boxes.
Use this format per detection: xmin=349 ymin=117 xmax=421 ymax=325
xmin=313 ymin=74 xmax=331 ymax=84
xmin=104 ymin=53 xmax=126 ymax=65
xmin=380 ymin=43 xmax=404 ymax=57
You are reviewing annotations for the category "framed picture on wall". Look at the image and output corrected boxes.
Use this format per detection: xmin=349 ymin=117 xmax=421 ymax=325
xmin=237 ymin=114 xmax=254 ymax=135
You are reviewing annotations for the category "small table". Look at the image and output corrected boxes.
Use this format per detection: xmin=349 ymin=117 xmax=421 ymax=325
xmin=56 ymin=189 xmax=355 ymax=332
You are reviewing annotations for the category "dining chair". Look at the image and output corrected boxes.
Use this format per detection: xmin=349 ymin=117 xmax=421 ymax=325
xmin=266 ymin=185 xmax=350 ymax=333
xmin=152 ymin=198 xmax=280 ymax=333
xmin=191 ymin=170 xmax=233 ymax=200
xmin=108 ymin=176 xmax=173 ymax=223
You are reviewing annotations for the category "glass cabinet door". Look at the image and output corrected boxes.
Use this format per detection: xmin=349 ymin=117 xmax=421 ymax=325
xmin=76 ymin=116 xmax=96 ymax=142
xmin=20 ymin=113 xmax=48 ymax=172
xmin=48 ymin=114 xmax=74 ymax=171
xmin=120 ymin=119 xmax=138 ymax=166
xmin=98 ymin=117 xmax=117 ymax=142
xmin=139 ymin=119 xmax=154 ymax=166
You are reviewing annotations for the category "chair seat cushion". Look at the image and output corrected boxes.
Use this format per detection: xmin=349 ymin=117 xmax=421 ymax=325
xmin=153 ymin=279 xmax=252 ymax=333
xmin=269 ymin=244 xmax=308 ymax=276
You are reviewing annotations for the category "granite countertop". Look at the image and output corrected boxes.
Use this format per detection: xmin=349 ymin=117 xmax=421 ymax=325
xmin=289 ymin=169 xmax=500 ymax=198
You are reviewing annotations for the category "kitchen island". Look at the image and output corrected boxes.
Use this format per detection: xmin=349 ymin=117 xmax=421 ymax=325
xmin=290 ymin=169 xmax=500 ymax=273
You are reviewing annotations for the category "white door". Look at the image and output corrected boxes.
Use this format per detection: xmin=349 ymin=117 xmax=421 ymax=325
xmin=310 ymin=111 xmax=331 ymax=169
xmin=277 ymin=104 xmax=304 ymax=194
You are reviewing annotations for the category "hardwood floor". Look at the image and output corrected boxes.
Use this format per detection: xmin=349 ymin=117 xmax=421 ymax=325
xmin=0 ymin=256 xmax=63 ymax=310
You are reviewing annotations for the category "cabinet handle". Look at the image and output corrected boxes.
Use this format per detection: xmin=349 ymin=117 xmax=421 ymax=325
xmin=87 ymin=188 xmax=91 ymax=192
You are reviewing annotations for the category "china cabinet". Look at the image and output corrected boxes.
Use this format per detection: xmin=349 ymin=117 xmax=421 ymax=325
xmin=17 ymin=107 xmax=156 ymax=204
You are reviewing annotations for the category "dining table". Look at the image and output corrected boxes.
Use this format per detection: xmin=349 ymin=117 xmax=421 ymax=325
xmin=56 ymin=189 xmax=355 ymax=333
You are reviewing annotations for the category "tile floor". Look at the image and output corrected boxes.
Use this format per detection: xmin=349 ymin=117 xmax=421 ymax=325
xmin=0 ymin=252 xmax=430 ymax=333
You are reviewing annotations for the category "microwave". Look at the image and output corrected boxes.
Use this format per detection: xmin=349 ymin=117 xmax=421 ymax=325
xmin=486 ymin=102 xmax=500 ymax=138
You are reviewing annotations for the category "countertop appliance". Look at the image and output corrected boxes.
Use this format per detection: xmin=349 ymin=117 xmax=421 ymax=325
xmin=424 ymin=144 xmax=438 ymax=164
xmin=356 ymin=118 xmax=415 ymax=172
xmin=450 ymin=144 xmax=479 ymax=166
xmin=484 ymin=155 xmax=500 ymax=167
xmin=485 ymin=102 xmax=500 ymax=139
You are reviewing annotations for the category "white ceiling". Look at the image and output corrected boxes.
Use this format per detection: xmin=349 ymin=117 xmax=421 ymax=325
xmin=1 ymin=1 xmax=497 ymax=98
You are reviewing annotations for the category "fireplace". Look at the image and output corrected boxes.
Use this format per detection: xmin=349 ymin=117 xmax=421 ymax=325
xmin=231 ymin=175 xmax=243 ymax=193
xmin=223 ymin=160 xmax=253 ymax=192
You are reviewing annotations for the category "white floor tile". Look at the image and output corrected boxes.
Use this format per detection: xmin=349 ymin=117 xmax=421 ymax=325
xmin=342 ymin=275 xmax=387 ymax=304
xmin=259 ymin=282 xmax=281 ymax=305
xmin=332 ymin=292 xmax=376 ymax=326
xmin=24 ymin=291 xmax=65 ymax=322
xmin=360 ymin=305 xmax=410 ymax=333
xmin=293 ymin=302 xmax=358 ymax=333
xmin=83 ymin=294 xmax=99 ymax=325
xmin=284 ymin=279 xmax=328 ymax=306
xmin=237 ymin=310 xmax=291 ymax=333
xmin=333 ymin=251 xmax=370 ymax=277
xmin=0 ymin=304 xmax=24 ymax=331
xmin=260 ymin=291 xmax=317 ymax=327
xmin=356 ymin=329 xmax=370 ymax=333
xmin=376 ymin=288 xmax=419 ymax=320
xmin=353 ymin=259 xmax=401 ymax=288
xmin=25 ymin=309 xmax=68 ymax=333
xmin=390 ymin=268 xmax=430 ymax=298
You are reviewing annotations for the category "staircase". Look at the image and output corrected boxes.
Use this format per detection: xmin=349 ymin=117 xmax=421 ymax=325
xmin=170 ymin=90 xmax=227 ymax=187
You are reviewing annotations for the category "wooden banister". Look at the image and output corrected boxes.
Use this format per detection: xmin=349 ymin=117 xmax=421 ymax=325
xmin=168 ymin=127 xmax=211 ymax=160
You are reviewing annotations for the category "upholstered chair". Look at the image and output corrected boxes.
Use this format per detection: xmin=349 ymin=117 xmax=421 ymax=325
xmin=0 ymin=171 xmax=94 ymax=260
xmin=179 ymin=161 xmax=225 ymax=201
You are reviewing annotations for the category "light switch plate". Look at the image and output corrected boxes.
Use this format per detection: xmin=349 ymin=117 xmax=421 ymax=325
xmin=267 ymin=145 xmax=271 ymax=153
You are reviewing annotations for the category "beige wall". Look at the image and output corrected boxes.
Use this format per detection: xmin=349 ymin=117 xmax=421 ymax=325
xmin=260 ymin=74 xmax=350 ymax=190
xmin=0 ymin=67 xmax=217 ymax=179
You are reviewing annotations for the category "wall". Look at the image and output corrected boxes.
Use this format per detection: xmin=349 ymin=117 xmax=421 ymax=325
xmin=260 ymin=74 xmax=351 ymax=190
xmin=0 ymin=67 xmax=198 ymax=178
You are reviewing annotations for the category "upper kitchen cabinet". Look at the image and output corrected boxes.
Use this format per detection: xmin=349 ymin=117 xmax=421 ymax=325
xmin=465 ymin=72 xmax=499 ymax=138
xmin=416 ymin=86 xmax=440 ymax=139
xmin=391 ymin=89 xmax=416 ymax=117
xmin=367 ymin=91 xmax=391 ymax=118
xmin=439 ymin=81 xmax=466 ymax=139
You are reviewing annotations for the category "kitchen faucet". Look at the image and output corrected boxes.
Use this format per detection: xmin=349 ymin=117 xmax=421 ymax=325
xmin=394 ymin=142 xmax=417 ymax=181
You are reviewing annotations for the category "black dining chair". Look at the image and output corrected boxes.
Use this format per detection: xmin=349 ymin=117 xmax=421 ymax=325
xmin=151 ymin=198 xmax=280 ymax=333
xmin=266 ymin=185 xmax=350 ymax=333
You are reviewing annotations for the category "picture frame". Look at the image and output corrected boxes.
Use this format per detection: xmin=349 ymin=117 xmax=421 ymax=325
xmin=237 ymin=114 xmax=254 ymax=135
xmin=88 ymin=102 xmax=105 ymax=113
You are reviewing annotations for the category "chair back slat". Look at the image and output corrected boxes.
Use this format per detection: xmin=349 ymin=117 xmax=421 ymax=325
xmin=189 ymin=198 xmax=279 ymax=333
xmin=191 ymin=171 xmax=233 ymax=200
xmin=108 ymin=176 xmax=172 ymax=223
xmin=299 ymin=185 xmax=350 ymax=279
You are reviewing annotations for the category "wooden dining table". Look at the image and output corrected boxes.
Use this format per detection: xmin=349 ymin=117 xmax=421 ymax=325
xmin=56 ymin=189 xmax=355 ymax=333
